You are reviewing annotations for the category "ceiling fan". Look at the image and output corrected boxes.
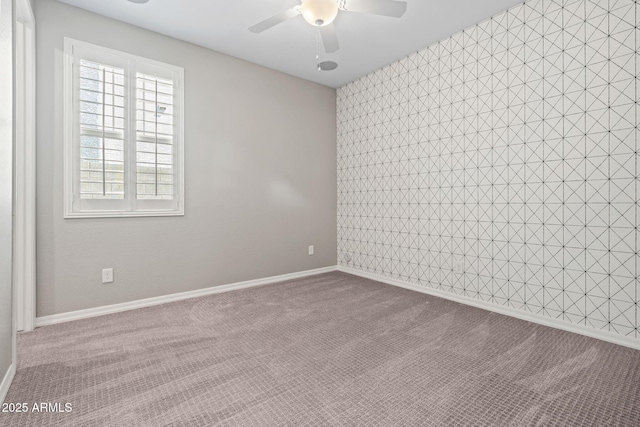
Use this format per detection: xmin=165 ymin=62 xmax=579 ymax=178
xmin=249 ymin=0 xmax=408 ymax=54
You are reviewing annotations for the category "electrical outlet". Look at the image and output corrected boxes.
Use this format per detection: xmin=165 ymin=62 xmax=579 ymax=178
xmin=308 ymin=245 xmax=315 ymax=256
xmin=102 ymin=268 xmax=114 ymax=283
xmin=344 ymin=253 xmax=352 ymax=263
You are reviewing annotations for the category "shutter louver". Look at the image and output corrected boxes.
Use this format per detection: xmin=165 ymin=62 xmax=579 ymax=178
xmin=136 ymin=73 xmax=174 ymax=200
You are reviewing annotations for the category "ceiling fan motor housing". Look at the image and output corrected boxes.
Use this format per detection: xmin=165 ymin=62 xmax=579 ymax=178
xmin=301 ymin=0 xmax=339 ymax=27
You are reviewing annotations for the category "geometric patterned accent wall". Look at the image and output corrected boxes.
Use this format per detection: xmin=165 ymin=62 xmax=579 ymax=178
xmin=337 ymin=0 xmax=639 ymax=339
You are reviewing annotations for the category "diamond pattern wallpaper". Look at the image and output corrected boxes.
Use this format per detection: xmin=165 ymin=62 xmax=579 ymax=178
xmin=337 ymin=0 xmax=639 ymax=340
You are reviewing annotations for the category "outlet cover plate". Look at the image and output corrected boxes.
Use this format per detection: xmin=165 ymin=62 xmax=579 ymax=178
xmin=102 ymin=268 xmax=114 ymax=283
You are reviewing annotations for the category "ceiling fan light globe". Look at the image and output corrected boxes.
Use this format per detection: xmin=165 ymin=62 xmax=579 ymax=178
xmin=301 ymin=0 xmax=339 ymax=27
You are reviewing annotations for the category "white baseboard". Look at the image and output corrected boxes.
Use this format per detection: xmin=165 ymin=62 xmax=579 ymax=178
xmin=0 ymin=363 xmax=16 ymax=404
xmin=36 ymin=266 xmax=338 ymax=327
xmin=338 ymin=266 xmax=640 ymax=351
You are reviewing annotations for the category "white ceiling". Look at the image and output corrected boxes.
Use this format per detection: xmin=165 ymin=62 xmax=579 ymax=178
xmin=56 ymin=0 xmax=525 ymax=88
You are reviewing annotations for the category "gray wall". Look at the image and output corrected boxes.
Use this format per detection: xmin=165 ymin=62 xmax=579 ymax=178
xmin=36 ymin=0 xmax=337 ymax=317
xmin=338 ymin=0 xmax=640 ymax=341
xmin=0 ymin=0 xmax=13 ymax=386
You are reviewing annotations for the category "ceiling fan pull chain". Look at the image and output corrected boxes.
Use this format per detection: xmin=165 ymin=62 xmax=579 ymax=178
xmin=316 ymin=28 xmax=321 ymax=62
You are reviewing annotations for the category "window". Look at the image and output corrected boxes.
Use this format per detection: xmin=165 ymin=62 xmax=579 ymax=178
xmin=63 ymin=38 xmax=184 ymax=218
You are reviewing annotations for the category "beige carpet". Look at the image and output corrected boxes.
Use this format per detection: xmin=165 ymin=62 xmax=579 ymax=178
xmin=2 ymin=271 xmax=640 ymax=426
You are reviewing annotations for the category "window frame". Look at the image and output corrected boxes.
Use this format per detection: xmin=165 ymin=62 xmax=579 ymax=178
xmin=63 ymin=38 xmax=184 ymax=218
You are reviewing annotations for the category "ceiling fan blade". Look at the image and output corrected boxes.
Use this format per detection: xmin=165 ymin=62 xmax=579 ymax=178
xmin=320 ymin=24 xmax=340 ymax=53
xmin=249 ymin=7 xmax=301 ymax=33
xmin=343 ymin=0 xmax=407 ymax=18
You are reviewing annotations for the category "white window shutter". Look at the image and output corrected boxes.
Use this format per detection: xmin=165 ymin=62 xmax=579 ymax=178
xmin=63 ymin=38 xmax=184 ymax=218
xmin=135 ymin=73 xmax=175 ymax=200
xmin=78 ymin=60 xmax=126 ymax=200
